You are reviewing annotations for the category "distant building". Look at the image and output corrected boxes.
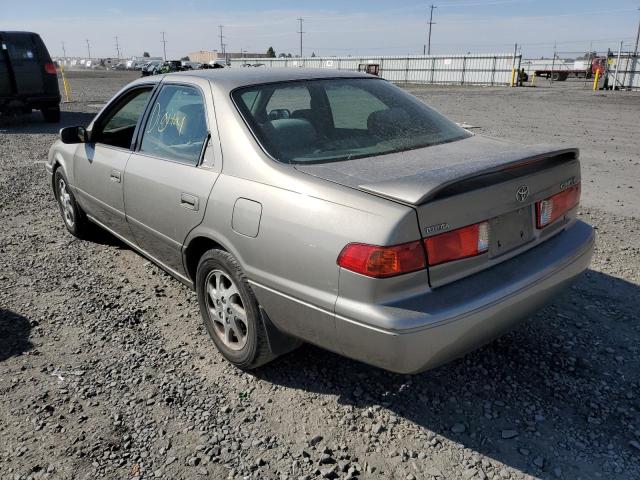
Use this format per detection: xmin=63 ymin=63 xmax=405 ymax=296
xmin=187 ymin=50 xmax=269 ymax=63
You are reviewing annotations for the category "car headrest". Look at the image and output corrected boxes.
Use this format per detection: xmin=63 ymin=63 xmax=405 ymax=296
xmin=367 ymin=108 xmax=412 ymax=139
xmin=291 ymin=109 xmax=314 ymax=122
xmin=263 ymin=118 xmax=317 ymax=151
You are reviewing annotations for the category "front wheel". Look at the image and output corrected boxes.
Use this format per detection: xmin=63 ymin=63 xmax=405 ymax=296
xmin=54 ymin=169 xmax=90 ymax=238
xmin=196 ymin=249 xmax=275 ymax=369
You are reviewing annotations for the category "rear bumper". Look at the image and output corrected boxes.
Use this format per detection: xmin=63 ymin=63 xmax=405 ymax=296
xmin=334 ymin=220 xmax=594 ymax=373
xmin=0 ymin=94 xmax=60 ymax=110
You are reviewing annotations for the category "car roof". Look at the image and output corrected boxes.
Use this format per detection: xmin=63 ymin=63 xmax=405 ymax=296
xmin=162 ymin=68 xmax=376 ymax=92
xmin=0 ymin=31 xmax=44 ymax=38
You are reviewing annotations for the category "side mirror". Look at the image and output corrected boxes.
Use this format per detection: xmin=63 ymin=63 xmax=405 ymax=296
xmin=60 ymin=126 xmax=88 ymax=144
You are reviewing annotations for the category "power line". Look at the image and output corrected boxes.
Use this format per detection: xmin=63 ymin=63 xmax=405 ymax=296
xmin=297 ymin=17 xmax=304 ymax=57
xmin=114 ymin=36 xmax=121 ymax=60
xmin=85 ymin=39 xmax=91 ymax=59
xmin=161 ymin=31 xmax=167 ymax=60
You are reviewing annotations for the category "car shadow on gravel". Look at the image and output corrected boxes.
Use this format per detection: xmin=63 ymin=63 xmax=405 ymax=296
xmin=254 ymin=269 xmax=640 ymax=478
xmin=0 ymin=111 xmax=96 ymax=134
xmin=0 ymin=309 xmax=33 ymax=361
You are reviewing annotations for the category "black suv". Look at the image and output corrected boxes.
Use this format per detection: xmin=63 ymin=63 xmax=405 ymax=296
xmin=0 ymin=31 xmax=61 ymax=122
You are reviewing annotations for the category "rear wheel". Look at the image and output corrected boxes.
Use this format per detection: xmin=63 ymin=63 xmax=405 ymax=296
xmin=41 ymin=106 xmax=61 ymax=123
xmin=54 ymin=169 xmax=90 ymax=238
xmin=196 ymin=249 xmax=274 ymax=369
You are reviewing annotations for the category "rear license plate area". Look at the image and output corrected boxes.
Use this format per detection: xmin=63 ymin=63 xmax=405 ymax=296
xmin=489 ymin=207 xmax=534 ymax=258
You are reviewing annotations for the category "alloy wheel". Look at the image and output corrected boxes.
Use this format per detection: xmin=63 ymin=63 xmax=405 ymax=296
xmin=58 ymin=178 xmax=75 ymax=227
xmin=205 ymin=269 xmax=248 ymax=351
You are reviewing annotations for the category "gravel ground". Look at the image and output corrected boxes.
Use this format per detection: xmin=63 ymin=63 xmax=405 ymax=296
xmin=1 ymin=71 xmax=639 ymax=480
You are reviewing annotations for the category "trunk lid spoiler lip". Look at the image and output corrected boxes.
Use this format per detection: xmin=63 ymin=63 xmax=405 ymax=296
xmin=356 ymin=145 xmax=579 ymax=206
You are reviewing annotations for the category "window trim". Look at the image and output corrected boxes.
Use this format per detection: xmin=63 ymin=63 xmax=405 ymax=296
xmin=134 ymin=81 xmax=211 ymax=167
xmin=91 ymin=83 xmax=158 ymax=152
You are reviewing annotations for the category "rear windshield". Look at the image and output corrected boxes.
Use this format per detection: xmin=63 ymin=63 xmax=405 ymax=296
xmin=232 ymin=78 xmax=470 ymax=164
xmin=5 ymin=35 xmax=38 ymax=62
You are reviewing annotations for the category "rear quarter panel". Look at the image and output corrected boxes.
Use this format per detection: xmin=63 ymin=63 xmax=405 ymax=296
xmin=186 ymin=81 xmax=421 ymax=347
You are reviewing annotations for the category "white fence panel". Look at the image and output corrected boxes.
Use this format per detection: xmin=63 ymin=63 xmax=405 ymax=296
xmin=607 ymin=54 xmax=640 ymax=90
xmin=230 ymin=54 xmax=520 ymax=86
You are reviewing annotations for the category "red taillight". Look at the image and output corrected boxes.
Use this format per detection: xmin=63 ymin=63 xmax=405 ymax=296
xmin=44 ymin=63 xmax=57 ymax=75
xmin=536 ymin=183 xmax=580 ymax=228
xmin=337 ymin=241 xmax=426 ymax=278
xmin=424 ymin=221 xmax=489 ymax=266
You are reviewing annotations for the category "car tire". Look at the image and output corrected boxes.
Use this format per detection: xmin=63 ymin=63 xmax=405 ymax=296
xmin=41 ymin=106 xmax=61 ymax=123
xmin=53 ymin=168 xmax=90 ymax=238
xmin=196 ymin=249 xmax=275 ymax=370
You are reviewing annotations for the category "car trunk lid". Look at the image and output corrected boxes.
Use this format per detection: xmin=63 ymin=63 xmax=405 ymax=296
xmin=296 ymin=135 xmax=581 ymax=287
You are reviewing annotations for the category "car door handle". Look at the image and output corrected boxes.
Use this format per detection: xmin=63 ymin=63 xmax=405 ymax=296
xmin=110 ymin=170 xmax=121 ymax=183
xmin=180 ymin=193 xmax=199 ymax=211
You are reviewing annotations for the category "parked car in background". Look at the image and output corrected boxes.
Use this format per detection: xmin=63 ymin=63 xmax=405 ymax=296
xmin=46 ymin=69 xmax=593 ymax=373
xmin=157 ymin=60 xmax=183 ymax=74
xmin=140 ymin=61 xmax=162 ymax=76
xmin=200 ymin=62 xmax=224 ymax=69
xmin=0 ymin=31 xmax=61 ymax=122
xmin=181 ymin=61 xmax=202 ymax=70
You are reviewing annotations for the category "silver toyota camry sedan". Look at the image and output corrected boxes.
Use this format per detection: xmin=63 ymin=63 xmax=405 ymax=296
xmin=46 ymin=69 xmax=594 ymax=373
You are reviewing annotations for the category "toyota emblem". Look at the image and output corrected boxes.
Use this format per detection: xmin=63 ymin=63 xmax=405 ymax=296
xmin=516 ymin=185 xmax=529 ymax=202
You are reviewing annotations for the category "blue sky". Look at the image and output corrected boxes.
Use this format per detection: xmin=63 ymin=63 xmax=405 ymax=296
xmin=1 ymin=0 xmax=638 ymax=58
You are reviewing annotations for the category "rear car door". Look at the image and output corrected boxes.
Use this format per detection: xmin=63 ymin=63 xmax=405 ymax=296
xmin=124 ymin=81 xmax=220 ymax=276
xmin=2 ymin=32 xmax=43 ymax=95
xmin=74 ymin=85 xmax=154 ymax=238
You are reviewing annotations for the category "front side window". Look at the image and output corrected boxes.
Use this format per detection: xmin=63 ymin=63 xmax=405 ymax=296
xmin=232 ymin=78 xmax=470 ymax=164
xmin=96 ymin=87 xmax=152 ymax=149
xmin=140 ymin=84 xmax=208 ymax=165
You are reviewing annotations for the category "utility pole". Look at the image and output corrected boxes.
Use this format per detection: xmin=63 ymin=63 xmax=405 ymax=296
xmin=161 ymin=31 xmax=167 ymax=61
xmin=218 ymin=25 xmax=224 ymax=55
xmin=634 ymin=7 xmax=640 ymax=58
xmin=61 ymin=41 xmax=67 ymax=59
xmin=85 ymin=39 xmax=91 ymax=60
xmin=425 ymin=5 xmax=436 ymax=56
xmin=114 ymin=36 xmax=121 ymax=60
xmin=297 ymin=17 xmax=304 ymax=58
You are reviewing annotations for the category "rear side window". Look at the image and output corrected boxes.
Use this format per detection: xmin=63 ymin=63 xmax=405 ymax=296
xmin=140 ymin=84 xmax=208 ymax=165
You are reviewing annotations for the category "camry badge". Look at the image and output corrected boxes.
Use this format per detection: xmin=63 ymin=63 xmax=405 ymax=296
xmin=516 ymin=185 xmax=529 ymax=202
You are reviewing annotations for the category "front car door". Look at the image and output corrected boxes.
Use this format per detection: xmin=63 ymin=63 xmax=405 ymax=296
xmin=124 ymin=79 xmax=220 ymax=277
xmin=73 ymin=85 xmax=154 ymax=238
